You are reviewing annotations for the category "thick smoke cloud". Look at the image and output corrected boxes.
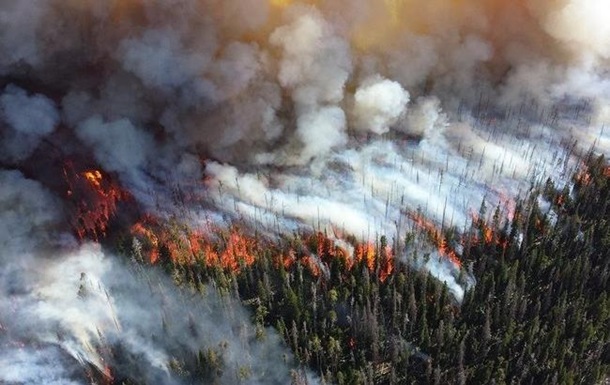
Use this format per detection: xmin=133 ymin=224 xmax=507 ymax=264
xmin=2 ymin=0 xmax=610 ymax=381
xmin=0 ymin=86 xmax=59 ymax=162
xmin=352 ymin=76 xmax=409 ymax=135
xmin=269 ymin=8 xmax=352 ymax=164
xmin=542 ymin=0 xmax=610 ymax=59
xmin=0 ymin=171 xmax=310 ymax=384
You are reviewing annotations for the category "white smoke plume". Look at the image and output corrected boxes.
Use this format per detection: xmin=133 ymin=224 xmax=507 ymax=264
xmin=0 ymin=171 xmax=312 ymax=384
xmin=2 ymin=0 xmax=610 ymax=381
xmin=352 ymin=76 xmax=410 ymax=135
xmin=268 ymin=8 xmax=352 ymax=164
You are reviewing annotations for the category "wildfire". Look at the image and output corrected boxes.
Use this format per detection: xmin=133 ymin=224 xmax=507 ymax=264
xmin=306 ymin=232 xmax=395 ymax=282
xmin=83 ymin=170 xmax=103 ymax=188
xmin=63 ymin=162 xmax=128 ymax=241
xmin=574 ymin=161 xmax=610 ymax=188
xmin=355 ymin=242 xmax=376 ymax=271
xmin=555 ymin=193 xmax=566 ymax=207
xmin=470 ymin=212 xmax=509 ymax=251
xmin=131 ymin=220 xmax=260 ymax=272
xmin=575 ymin=169 xmax=591 ymax=185
xmin=405 ymin=210 xmax=463 ymax=269
xmin=198 ymin=229 xmax=258 ymax=271
xmin=130 ymin=218 xmax=397 ymax=282
xmin=102 ymin=365 xmax=114 ymax=385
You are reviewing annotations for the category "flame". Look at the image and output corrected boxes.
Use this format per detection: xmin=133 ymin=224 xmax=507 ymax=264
xmin=496 ymin=189 xmax=517 ymax=221
xmin=405 ymin=210 xmax=463 ymax=269
xmin=130 ymin=219 xmax=397 ymax=282
xmin=355 ymin=242 xmax=376 ymax=271
xmin=305 ymin=232 xmax=394 ymax=282
xmin=282 ymin=248 xmax=297 ymax=270
xmin=83 ymin=170 xmax=103 ymax=188
xmin=131 ymin=217 xmax=160 ymax=263
xmin=555 ymin=193 xmax=565 ymax=207
xmin=379 ymin=245 xmax=394 ymax=282
xmin=188 ymin=228 xmax=257 ymax=271
xmin=102 ymin=365 xmax=114 ymax=385
xmin=469 ymin=212 xmax=509 ymax=252
xmin=284 ymin=231 xmax=397 ymax=280
xmin=575 ymin=162 xmax=610 ymax=186
xmin=575 ymin=164 xmax=592 ymax=186
xmin=131 ymin=220 xmax=259 ymax=272
xmin=348 ymin=336 xmax=356 ymax=350
xmin=301 ymin=255 xmax=321 ymax=277
xmin=63 ymin=162 xmax=128 ymax=241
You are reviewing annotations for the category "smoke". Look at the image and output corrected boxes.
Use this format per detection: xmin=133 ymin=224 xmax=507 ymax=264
xmin=0 ymin=86 xmax=59 ymax=162
xmin=268 ymin=8 xmax=352 ymax=164
xmin=542 ymin=0 xmax=610 ymax=60
xmin=2 ymin=0 xmax=610 ymax=381
xmin=352 ymin=76 xmax=410 ymax=135
xmin=0 ymin=171 xmax=311 ymax=384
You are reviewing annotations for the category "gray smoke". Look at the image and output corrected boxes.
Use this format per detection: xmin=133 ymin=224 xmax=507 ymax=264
xmin=0 ymin=86 xmax=59 ymax=162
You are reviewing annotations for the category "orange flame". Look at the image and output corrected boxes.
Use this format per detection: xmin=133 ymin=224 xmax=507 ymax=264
xmin=130 ymin=217 xmax=161 ymax=263
xmin=282 ymin=248 xmax=297 ymax=270
xmin=348 ymin=336 xmax=356 ymax=350
xmin=355 ymin=242 xmax=376 ymax=271
xmin=304 ymin=232 xmax=395 ymax=282
xmin=555 ymin=194 xmax=565 ymax=207
xmin=406 ymin=210 xmax=462 ymax=269
xmin=301 ymin=255 xmax=321 ymax=277
xmin=470 ymin=212 xmax=509 ymax=252
xmin=63 ymin=163 xmax=127 ymax=241
xmin=575 ymin=168 xmax=592 ymax=186
xmin=379 ymin=245 xmax=394 ymax=282
xmin=102 ymin=365 xmax=114 ymax=385
xmin=130 ymin=219 xmax=397 ymax=282
xmin=131 ymin=221 xmax=259 ymax=272
xmin=83 ymin=170 xmax=103 ymax=188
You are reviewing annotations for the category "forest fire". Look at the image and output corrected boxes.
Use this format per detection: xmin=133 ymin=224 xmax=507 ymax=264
xmin=199 ymin=229 xmax=258 ymax=271
xmin=3 ymin=0 xmax=610 ymax=383
xmin=575 ymin=160 xmax=610 ymax=186
xmin=82 ymin=170 xmax=103 ymax=189
xmin=129 ymin=216 xmax=397 ymax=282
xmin=405 ymin=210 xmax=463 ymax=269
xmin=102 ymin=364 xmax=114 ymax=385
xmin=354 ymin=241 xmax=394 ymax=282
xmin=63 ymin=162 xmax=129 ymax=240
xmin=469 ymin=213 xmax=509 ymax=251
xmin=303 ymin=232 xmax=395 ymax=282
xmin=575 ymin=167 xmax=592 ymax=186
xmin=130 ymin=218 xmax=260 ymax=271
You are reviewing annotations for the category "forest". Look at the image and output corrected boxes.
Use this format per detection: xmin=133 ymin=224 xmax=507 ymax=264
xmin=114 ymin=154 xmax=610 ymax=385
